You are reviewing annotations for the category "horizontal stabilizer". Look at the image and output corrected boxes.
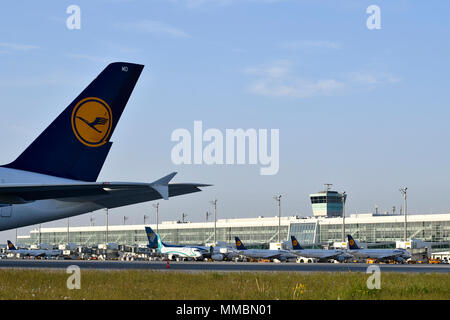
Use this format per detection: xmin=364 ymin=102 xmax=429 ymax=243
xmin=150 ymin=172 xmax=177 ymax=200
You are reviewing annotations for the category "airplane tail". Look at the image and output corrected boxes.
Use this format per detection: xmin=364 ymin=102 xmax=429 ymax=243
xmin=290 ymin=236 xmax=304 ymax=250
xmin=234 ymin=237 xmax=246 ymax=250
xmin=2 ymin=62 xmax=144 ymax=182
xmin=347 ymin=234 xmax=360 ymax=250
xmin=7 ymin=240 xmax=17 ymax=250
xmin=156 ymin=233 xmax=164 ymax=252
xmin=145 ymin=226 xmax=158 ymax=249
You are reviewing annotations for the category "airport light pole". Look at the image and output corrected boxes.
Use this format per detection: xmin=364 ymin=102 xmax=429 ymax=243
xmin=38 ymin=223 xmax=41 ymax=245
xmin=341 ymin=191 xmax=346 ymax=242
xmin=123 ymin=216 xmax=128 ymax=225
xmin=206 ymin=211 xmax=211 ymax=223
xmin=274 ymin=195 xmax=282 ymax=243
xmin=67 ymin=218 xmax=70 ymax=243
xmin=399 ymin=187 xmax=408 ymax=241
xmin=143 ymin=215 xmax=148 ymax=225
xmin=210 ymin=199 xmax=217 ymax=244
xmin=90 ymin=215 xmax=95 ymax=226
xmin=153 ymin=202 xmax=159 ymax=234
xmin=105 ymin=208 xmax=109 ymax=244
xmin=181 ymin=213 xmax=188 ymax=223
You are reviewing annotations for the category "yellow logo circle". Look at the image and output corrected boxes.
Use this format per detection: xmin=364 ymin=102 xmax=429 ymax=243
xmin=349 ymin=239 xmax=355 ymax=246
xmin=293 ymin=240 xmax=298 ymax=246
xmin=71 ymin=97 xmax=112 ymax=147
xmin=236 ymin=241 xmax=242 ymax=247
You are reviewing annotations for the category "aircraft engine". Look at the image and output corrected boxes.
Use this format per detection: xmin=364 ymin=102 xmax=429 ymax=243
xmin=211 ymin=254 xmax=224 ymax=261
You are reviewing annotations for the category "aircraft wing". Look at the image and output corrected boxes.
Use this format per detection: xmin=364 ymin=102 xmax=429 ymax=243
xmin=0 ymin=172 xmax=210 ymax=205
xmin=238 ymin=251 xmax=282 ymax=260
xmin=373 ymin=253 xmax=402 ymax=260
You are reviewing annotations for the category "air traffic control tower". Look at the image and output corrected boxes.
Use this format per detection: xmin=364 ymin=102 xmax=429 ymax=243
xmin=310 ymin=184 xmax=346 ymax=217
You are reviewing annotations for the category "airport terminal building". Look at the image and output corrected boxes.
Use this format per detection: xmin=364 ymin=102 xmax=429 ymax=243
xmin=17 ymin=213 xmax=450 ymax=252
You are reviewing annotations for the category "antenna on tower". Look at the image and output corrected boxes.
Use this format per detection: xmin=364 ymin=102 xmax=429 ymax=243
xmin=324 ymin=183 xmax=333 ymax=192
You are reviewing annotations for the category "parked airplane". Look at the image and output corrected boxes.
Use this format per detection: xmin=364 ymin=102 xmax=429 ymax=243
xmin=290 ymin=235 xmax=350 ymax=262
xmin=145 ymin=226 xmax=207 ymax=260
xmin=234 ymin=237 xmax=296 ymax=262
xmin=6 ymin=240 xmax=62 ymax=258
xmin=347 ymin=234 xmax=411 ymax=262
xmin=145 ymin=226 xmax=237 ymax=261
xmin=0 ymin=62 xmax=208 ymax=231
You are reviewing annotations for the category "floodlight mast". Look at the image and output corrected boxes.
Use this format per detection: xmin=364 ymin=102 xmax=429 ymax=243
xmin=67 ymin=218 xmax=70 ymax=243
xmin=153 ymin=202 xmax=159 ymax=234
xmin=341 ymin=191 xmax=346 ymax=242
xmin=399 ymin=187 xmax=408 ymax=241
xmin=210 ymin=199 xmax=218 ymax=244
xmin=105 ymin=208 xmax=109 ymax=244
xmin=274 ymin=195 xmax=282 ymax=243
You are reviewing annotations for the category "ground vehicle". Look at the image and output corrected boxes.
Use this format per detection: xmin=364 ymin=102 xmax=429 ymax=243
xmin=428 ymin=258 xmax=441 ymax=264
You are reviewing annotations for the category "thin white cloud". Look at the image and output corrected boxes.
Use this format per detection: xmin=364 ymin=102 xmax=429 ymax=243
xmin=0 ymin=42 xmax=38 ymax=51
xmin=282 ymin=40 xmax=342 ymax=50
xmin=351 ymin=72 xmax=400 ymax=85
xmin=0 ymin=71 xmax=75 ymax=87
xmin=245 ymin=61 xmax=400 ymax=98
xmin=66 ymin=53 xmax=120 ymax=64
xmin=170 ymin=0 xmax=286 ymax=7
xmin=245 ymin=60 xmax=291 ymax=78
xmin=117 ymin=20 xmax=190 ymax=38
xmin=250 ymin=78 xmax=344 ymax=98
xmin=245 ymin=61 xmax=345 ymax=98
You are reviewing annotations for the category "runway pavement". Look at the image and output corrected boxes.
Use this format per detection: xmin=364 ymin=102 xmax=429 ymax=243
xmin=0 ymin=259 xmax=449 ymax=273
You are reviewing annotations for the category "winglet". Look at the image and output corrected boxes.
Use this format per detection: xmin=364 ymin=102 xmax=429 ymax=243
xmin=151 ymin=172 xmax=177 ymax=200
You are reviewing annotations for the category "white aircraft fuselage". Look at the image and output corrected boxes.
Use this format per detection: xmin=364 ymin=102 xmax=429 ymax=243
xmin=291 ymin=249 xmax=346 ymax=260
xmin=349 ymin=248 xmax=410 ymax=260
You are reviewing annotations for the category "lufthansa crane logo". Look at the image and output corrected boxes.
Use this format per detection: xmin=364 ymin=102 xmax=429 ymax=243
xmin=349 ymin=239 xmax=355 ymax=246
xmin=292 ymin=240 xmax=298 ymax=246
xmin=71 ymin=97 xmax=112 ymax=147
xmin=236 ymin=241 xmax=242 ymax=247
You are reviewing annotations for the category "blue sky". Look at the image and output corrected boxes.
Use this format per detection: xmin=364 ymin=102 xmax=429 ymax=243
xmin=1 ymin=0 xmax=450 ymax=242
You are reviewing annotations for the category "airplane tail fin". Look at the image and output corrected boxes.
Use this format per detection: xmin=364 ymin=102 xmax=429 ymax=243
xmin=3 ymin=62 xmax=144 ymax=182
xmin=235 ymin=237 xmax=246 ymax=250
xmin=145 ymin=226 xmax=158 ymax=249
xmin=347 ymin=234 xmax=360 ymax=250
xmin=156 ymin=233 xmax=164 ymax=251
xmin=7 ymin=240 xmax=17 ymax=250
xmin=290 ymin=236 xmax=304 ymax=250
